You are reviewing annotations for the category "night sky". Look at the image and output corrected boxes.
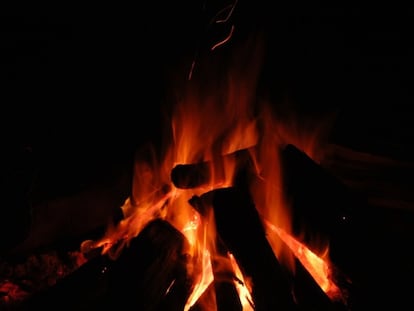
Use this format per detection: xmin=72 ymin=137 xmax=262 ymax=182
xmin=2 ymin=2 xmax=413 ymax=158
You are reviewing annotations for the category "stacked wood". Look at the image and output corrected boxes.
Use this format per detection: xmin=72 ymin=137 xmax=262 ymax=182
xmin=190 ymin=187 xmax=298 ymax=311
xmin=104 ymin=218 xmax=192 ymax=311
xmin=173 ymin=144 xmax=355 ymax=310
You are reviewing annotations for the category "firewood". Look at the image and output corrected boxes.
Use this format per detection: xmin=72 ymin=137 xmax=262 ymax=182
xmin=106 ymin=218 xmax=192 ymax=311
xmin=171 ymin=149 xmax=252 ymax=189
xmin=171 ymin=143 xmax=357 ymax=244
xmin=280 ymin=144 xmax=359 ymax=257
xmin=203 ymin=241 xmax=245 ymax=311
xmin=189 ymin=280 xmax=243 ymax=311
xmin=190 ymin=187 xmax=298 ymax=311
xmin=212 ymin=242 xmax=246 ymax=311
xmin=213 ymin=281 xmax=243 ymax=311
xmin=171 ymin=161 xmax=211 ymax=189
xmin=291 ymin=257 xmax=349 ymax=311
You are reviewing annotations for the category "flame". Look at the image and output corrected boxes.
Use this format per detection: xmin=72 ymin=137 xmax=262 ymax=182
xmin=80 ymin=34 xmax=346 ymax=308
xmin=228 ymin=253 xmax=255 ymax=311
xmin=265 ymin=220 xmax=342 ymax=301
xmin=180 ymin=209 xmax=215 ymax=311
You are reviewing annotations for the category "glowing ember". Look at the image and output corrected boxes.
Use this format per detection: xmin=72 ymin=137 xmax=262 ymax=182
xmin=0 ymin=250 xmax=87 ymax=307
xmin=0 ymin=281 xmax=30 ymax=305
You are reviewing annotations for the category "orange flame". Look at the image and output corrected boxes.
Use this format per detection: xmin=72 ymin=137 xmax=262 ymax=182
xmin=228 ymin=253 xmax=255 ymax=311
xmin=180 ymin=209 xmax=215 ymax=311
xmin=265 ymin=220 xmax=342 ymax=301
xmin=80 ymin=34 xmax=346 ymax=308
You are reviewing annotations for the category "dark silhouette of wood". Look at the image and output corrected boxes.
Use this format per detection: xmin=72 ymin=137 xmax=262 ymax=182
xmin=171 ymin=149 xmax=252 ymax=189
xmin=190 ymin=187 xmax=298 ymax=311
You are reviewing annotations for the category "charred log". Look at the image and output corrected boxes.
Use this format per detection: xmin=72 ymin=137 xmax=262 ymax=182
xmin=212 ymin=243 xmax=245 ymax=311
xmin=171 ymin=143 xmax=357 ymax=243
xmin=171 ymin=162 xmax=211 ymax=189
xmin=291 ymin=257 xmax=349 ymax=311
xmin=107 ymin=218 xmax=192 ymax=311
xmin=171 ymin=149 xmax=253 ymax=189
xmin=213 ymin=281 xmax=243 ymax=311
xmin=210 ymin=241 xmax=246 ymax=311
xmin=189 ymin=280 xmax=243 ymax=311
xmin=189 ymin=244 xmax=245 ymax=310
xmin=190 ymin=187 xmax=298 ymax=311
xmin=280 ymin=144 xmax=358 ymax=261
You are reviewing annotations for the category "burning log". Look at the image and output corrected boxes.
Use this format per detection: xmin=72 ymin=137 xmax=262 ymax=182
xmin=190 ymin=240 xmax=249 ymax=311
xmin=171 ymin=143 xmax=356 ymax=242
xmin=291 ymin=257 xmax=349 ymax=311
xmin=171 ymin=143 xmax=354 ymax=255
xmin=213 ymin=281 xmax=243 ymax=311
xmin=189 ymin=280 xmax=243 ymax=311
xmin=171 ymin=149 xmax=253 ymax=189
xmin=279 ymin=144 xmax=359 ymax=279
xmin=189 ymin=187 xmax=298 ymax=311
xmin=171 ymin=161 xmax=212 ymax=189
xmin=212 ymin=242 xmax=248 ymax=311
xmin=280 ymin=143 xmax=356 ymax=245
xmin=106 ymin=218 xmax=192 ymax=311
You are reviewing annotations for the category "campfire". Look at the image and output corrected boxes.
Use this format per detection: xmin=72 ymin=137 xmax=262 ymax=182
xmin=4 ymin=3 xmax=414 ymax=310
xmin=0 ymin=19 xmax=356 ymax=311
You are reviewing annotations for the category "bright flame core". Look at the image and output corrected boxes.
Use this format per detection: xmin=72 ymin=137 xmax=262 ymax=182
xmin=81 ymin=36 xmax=345 ymax=308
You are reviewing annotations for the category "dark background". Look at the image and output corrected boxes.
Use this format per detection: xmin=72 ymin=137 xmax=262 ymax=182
xmin=1 ymin=0 xmax=413 ymax=251
xmin=2 ymin=1 xmax=414 ymax=163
